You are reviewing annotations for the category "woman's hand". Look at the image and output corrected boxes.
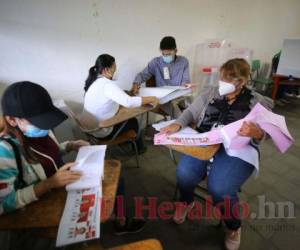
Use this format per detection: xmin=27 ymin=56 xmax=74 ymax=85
xmin=66 ymin=140 xmax=90 ymax=152
xmin=184 ymin=83 xmax=197 ymax=90
xmin=142 ymin=96 xmax=160 ymax=107
xmin=160 ymin=123 xmax=182 ymax=135
xmin=47 ymin=162 xmax=82 ymax=189
xmin=238 ymin=121 xmax=264 ymax=140
xmin=34 ymin=162 xmax=82 ymax=198
xmin=130 ymin=83 xmax=140 ymax=95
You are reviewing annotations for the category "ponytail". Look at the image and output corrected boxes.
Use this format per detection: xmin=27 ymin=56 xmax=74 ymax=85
xmin=84 ymin=54 xmax=115 ymax=92
xmin=84 ymin=66 xmax=98 ymax=92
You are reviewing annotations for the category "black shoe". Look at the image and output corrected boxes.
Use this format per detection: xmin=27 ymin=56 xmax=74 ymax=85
xmin=114 ymin=218 xmax=146 ymax=236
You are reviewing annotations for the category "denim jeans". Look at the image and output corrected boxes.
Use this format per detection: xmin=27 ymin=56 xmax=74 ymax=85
xmin=176 ymin=146 xmax=254 ymax=230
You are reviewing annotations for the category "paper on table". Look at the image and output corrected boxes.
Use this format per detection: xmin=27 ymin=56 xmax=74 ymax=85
xmin=138 ymin=86 xmax=192 ymax=104
xmin=155 ymin=128 xmax=223 ymax=146
xmin=162 ymin=86 xmax=190 ymax=90
xmin=66 ymin=145 xmax=106 ymax=191
xmin=153 ymin=119 xmax=205 ymax=145
xmin=152 ymin=119 xmax=198 ymax=134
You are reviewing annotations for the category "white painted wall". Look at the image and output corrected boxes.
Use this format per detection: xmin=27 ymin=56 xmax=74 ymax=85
xmin=0 ymin=0 xmax=300 ymax=102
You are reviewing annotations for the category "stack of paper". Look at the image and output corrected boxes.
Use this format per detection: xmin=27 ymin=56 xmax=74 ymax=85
xmin=138 ymin=86 xmax=192 ymax=104
xmin=154 ymin=103 xmax=294 ymax=153
xmin=66 ymin=145 xmax=106 ymax=191
xmin=56 ymin=145 xmax=106 ymax=247
xmin=152 ymin=119 xmax=221 ymax=146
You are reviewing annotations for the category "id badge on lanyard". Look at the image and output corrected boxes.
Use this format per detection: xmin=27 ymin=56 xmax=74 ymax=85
xmin=163 ymin=66 xmax=170 ymax=80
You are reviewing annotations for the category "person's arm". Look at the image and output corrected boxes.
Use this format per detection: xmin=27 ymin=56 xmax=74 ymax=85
xmin=238 ymin=121 xmax=266 ymax=149
xmin=131 ymin=59 xmax=156 ymax=95
xmin=105 ymin=82 xmax=159 ymax=108
xmin=175 ymin=88 xmax=210 ymax=127
xmin=160 ymin=95 xmax=202 ymax=134
xmin=181 ymin=59 xmax=191 ymax=85
xmin=48 ymin=131 xmax=90 ymax=154
xmin=64 ymin=141 xmax=90 ymax=152
xmin=161 ymin=87 xmax=217 ymax=134
xmin=238 ymin=119 xmax=267 ymax=152
xmin=0 ymin=141 xmax=81 ymax=215
xmin=133 ymin=60 xmax=156 ymax=85
xmin=104 ymin=82 xmax=142 ymax=108
xmin=0 ymin=142 xmax=40 ymax=214
xmin=34 ymin=162 xmax=81 ymax=198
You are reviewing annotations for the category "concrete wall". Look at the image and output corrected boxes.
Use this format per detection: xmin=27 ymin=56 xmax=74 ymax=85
xmin=1 ymin=0 xmax=300 ymax=102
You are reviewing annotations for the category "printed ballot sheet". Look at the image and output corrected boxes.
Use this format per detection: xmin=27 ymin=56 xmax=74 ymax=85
xmin=56 ymin=187 xmax=101 ymax=247
xmin=152 ymin=119 xmax=222 ymax=146
xmin=138 ymin=86 xmax=192 ymax=104
xmin=56 ymin=145 xmax=106 ymax=247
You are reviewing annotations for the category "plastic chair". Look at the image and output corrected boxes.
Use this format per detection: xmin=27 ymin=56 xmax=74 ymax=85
xmin=250 ymin=59 xmax=273 ymax=93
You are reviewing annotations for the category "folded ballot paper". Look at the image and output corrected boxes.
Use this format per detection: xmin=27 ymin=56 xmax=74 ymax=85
xmin=56 ymin=145 xmax=106 ymax=247
xmin=154 ymin=103 xmax=294 ymax=153
xmin=138 ymin=86 xmax=192 ymax=104
xmin=66 ymin=145 xmax=106 ymax=190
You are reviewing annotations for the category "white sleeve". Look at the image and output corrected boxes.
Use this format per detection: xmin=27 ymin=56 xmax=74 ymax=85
xmin=104 ymin=82 xmax=142 ymax=108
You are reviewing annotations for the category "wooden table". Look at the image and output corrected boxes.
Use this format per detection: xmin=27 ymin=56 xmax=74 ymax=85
xmin=0 ymin=160 xmax=121 ymax=231
xmin=168 ymin=144 xmax=220 ymax=161
xmin=71 ymin=239 xmax=163 ymax=250
xmin=99 ymin=106 xmax=154 ymax=128
xmin=272 ymin=74 xmax=300 ymax=100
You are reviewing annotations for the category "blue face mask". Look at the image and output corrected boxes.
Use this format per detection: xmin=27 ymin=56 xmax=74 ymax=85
xmin=24 ymin=125 xmax=49 ymax=138
xmin=162 ymin=55 xmax=174 ymax=64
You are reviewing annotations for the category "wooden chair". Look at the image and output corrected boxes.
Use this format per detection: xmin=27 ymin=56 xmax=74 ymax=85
xmin=72 ymin=239 xmax=163 ymax=250
xmin=66 ymin=107 xmax=140 ymax=168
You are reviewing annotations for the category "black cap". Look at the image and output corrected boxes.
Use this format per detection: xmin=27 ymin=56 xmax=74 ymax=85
xmin=160 ymin=36 xmax=177 ymax=50
xmin=1 ymin=81 xmax=68 ymax=129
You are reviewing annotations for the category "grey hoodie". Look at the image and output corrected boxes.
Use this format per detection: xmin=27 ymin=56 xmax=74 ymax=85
xmin=175 ymin=86 xmax=274 ymax=128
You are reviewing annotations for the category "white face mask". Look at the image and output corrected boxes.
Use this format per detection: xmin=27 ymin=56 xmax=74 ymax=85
xmin=218 ymin=80 xmax=236 ymax=96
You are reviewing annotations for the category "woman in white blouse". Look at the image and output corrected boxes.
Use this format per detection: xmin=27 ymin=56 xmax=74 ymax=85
xmin=83 ymin=54 xmax=158 ymax=153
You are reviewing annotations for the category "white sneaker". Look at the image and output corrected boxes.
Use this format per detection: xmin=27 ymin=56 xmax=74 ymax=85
xmin=225 ymin=227 xmax=241 ymax=250
xmin=173 ymin=202 xmax=194 ymax=224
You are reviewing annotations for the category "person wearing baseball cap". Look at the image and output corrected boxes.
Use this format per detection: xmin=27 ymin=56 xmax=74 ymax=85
xmin=0 ymin=81 xmax=89 ymax=215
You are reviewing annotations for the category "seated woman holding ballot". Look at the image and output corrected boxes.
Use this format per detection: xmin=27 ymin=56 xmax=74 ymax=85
xmin=160 ymin=58 xmax=273 ymax=250
xmin=0 ymin=81 xmax=89 ymax=215
xmin=0 ymin=82 xmax=146 ymax=239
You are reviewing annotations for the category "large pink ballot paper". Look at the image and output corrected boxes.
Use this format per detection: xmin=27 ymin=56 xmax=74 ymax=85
xmin=154 ymin=103 xmax=294 ymax=153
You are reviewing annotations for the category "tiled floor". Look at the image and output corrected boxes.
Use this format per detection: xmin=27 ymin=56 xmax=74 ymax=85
xmin=1 ymin=99 xmax=299 ymax=250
